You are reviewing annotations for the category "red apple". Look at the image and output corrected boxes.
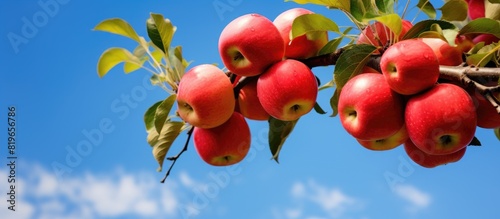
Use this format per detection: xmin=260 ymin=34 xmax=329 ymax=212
xmin=404 ymin=139 xmax=467 ymax=168
xmin=405 ymin=83 xmax=477 ymax=155
xmin=218 ymin=13 xmax=284 ymax=76
xmin=357 ymin=20 xmax=413 ymax=48
xmin=356 ymin=124 xmax=408 ymax=151
xmin=468 ymin=85 xmax=500 ymax=128
xmin=419 ymin=38 xmax=464 ymax=66
xmin=380 ymin=39 xmax=440 ymax=95
xmin=360 ymin=65 xmax=381 ymax=74
xmin=338 ymin=73 xmax=405 ymax=140
xmin=273 ymin=8 xmax=328 ymax=59
xmin=238 ymin=77 xmax=270 ymax=121
xmin=193 ymin=112 xmax=251 ymax=166
xmin=177 ymin=64 xmax=235 ymax=129
xmin=472 ymin=34 xmax=500 ymax=45
xmin=468 ymin=0 xmax=485 ymax=20
xmin=257 ymin=59 xmax=318 ymax=121
xmin=455 ymin=35 xmax=475 ymax=53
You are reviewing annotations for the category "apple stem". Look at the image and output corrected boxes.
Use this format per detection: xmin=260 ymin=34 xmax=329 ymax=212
xmin=161 ymin=126 xmax=194 ymax=183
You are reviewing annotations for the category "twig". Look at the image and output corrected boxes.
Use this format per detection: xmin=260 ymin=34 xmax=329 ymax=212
xmin=439 ymin=66 xmax=500 ymax=114
xmin=298 ymin=48 xmax=346 ymax=68
xmin=161 ymin=126 xmax=195 ymax=183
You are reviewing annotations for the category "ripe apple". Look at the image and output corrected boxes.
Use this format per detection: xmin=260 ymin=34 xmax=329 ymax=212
xmin=360 ymin=65 xmax=381 ymax=74
xmin=455 ymin=34 xmax=475 ymax=53
xmin=404 ymin=139 xmax=467 ymax=168
xmin=380 ymin=39 xmax=440 ymax=95
xmin=193 ymin=112 xmax=251 ymax=166
xmin=468 ymin=85 xmax=500 ymax=128
xmin=405 ymin=83 xmax=477 ymax=155
xmin=237 ymin=77 xmax=270 ymax=121
xmin=472 ymin=34 xmax=500 ymax=45
xmin=357 ymin=20 xmax=413 ymax=48
xmin=273 ymin=8 xmax=328 ymax=59
xmin=468 ymin=0 xmax=485 ymax=20
xmin=338 ymin=73 xmax=405 ymax=140
xmin=177 ymin=64 xmax=235 ymax=129
xmin=419 ymin=38 xmax=464 ymax=66
xmin=218 ymin=13 xmax=285 ymax=76
xmin=356 ymin=124 xmax=408 ymax=151
xmin=257 ymin=59 xmax=318 ymax=121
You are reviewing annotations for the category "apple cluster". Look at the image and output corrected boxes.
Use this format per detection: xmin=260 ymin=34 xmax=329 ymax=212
xmin=340 ymin=30 xmax=500 ymax=167
xmin=176 ymin=8 xmax=328 ymax=166
xmin=457 ymin=0 xmax=500 ymax=50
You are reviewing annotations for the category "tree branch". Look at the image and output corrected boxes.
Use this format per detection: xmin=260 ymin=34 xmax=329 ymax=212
xmin=297 ymin=48 xmax=346 ymax=68
xmin=161 ymin=126 xmax=194 ymax=183
xmin=439 ymin=66 xmax=500 ymax=114
xmin=228 ymin=49 xmax=500 ymax=113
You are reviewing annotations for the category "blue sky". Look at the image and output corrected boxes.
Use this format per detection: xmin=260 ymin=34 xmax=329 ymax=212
xmin=1 ymin=0 xmax=500 ymax=219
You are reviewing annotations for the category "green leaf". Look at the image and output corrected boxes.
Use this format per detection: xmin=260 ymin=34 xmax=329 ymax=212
xmin=330 ymin=44 xmax=376 ymax=117
xmin=440 ymin=0 xmax=468 ymax=21
xmin=468 ymin=136 xmax=482 ymax=146
xmin=402 ymin=20 xmax=456 ymax=40
xmin=291 ymin=14 xmax=339 ymax=41
xmin=147 ymin=129 xmax=160 ymax=147
xmin=154 ymin=95 xmax=177 ymax=133
xmin=486 ymin=1 xmax=500 ymax=20
xmin=313 ymin=102 xmax=327 ymax=114
xmin=376 ymin=0 xmax=395 ymax=14
xmin=319 ymin=27 xmax=352 ymax=55
xmin=124 ymin=45 xmax=148 ymax=73
xmin=319 ymin=37 xmax=343 ymax=55
xmin=147 ymin=13 xmax=176 ymax=53
xmin=350 ymin=0 xmax=381 ymax=22
xmin=350 ymin=0 xmax=365 ymax=22
xmin=93 ymin=18 xmax=141 ymax=42
xmin=329 ymin=89 xmax=341 ymax=117
xmin=417 ymin=0 xmax=436 ymax=19
xmin=285 ymin=0 xmax=350 ymax=11
xmin=97 ymin=47 xmax=142 ymax=78
xmin=144 ymin=100 xmax=163 ymax=131
xmin=319 ymin=79 xmax=335 ymax=91
xmin=333 ymin=44 xmax=377 ymax=88
xmin=372 ymin=14 xmax=402 ymax=36
xmin=495 ymin=128 xmax=500 ymax=141
xmin=466 ymin=43 xmax=500 ymax=67
xmin=268 ymin=118 xmax=299 ymax=163
xmin=153 ymin=121 xmax=184 ymax=172
xmin=418 ymin=31 xmax=448 ymax=41
xmin=458 ymin=18 xmax=500 ymax=38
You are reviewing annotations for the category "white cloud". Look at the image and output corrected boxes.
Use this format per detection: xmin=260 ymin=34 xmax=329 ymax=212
xmin=0 ymin=163 xmax=188 ymax=219
xmin=393 ymin=184 xmax=431 ymax=212
xmin=275 ymin=180 xmax=361 ymax=219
